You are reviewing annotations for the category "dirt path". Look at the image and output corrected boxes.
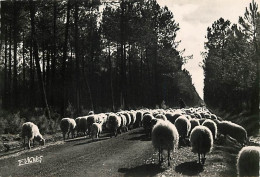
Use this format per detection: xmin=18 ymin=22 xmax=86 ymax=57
xmin=0 ymin=128 xmax=240 ymax=177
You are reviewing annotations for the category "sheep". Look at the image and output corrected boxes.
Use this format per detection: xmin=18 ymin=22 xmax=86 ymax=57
xmin=142 ymin=114 xmax=155 ymax=137
xmin=236 ymin=146 xmax=260 ymax=176
xmin=155 ymin=114 xmax=167 ymax=121
xmin=60 ymin=118 xmax=77 ymax=140
xmin=121 ymin=112 xmax=132 ymax=130
xmin=75 ymin=117 xmax=82 ymax=137
xmin=165 ymin=112 xmax=177 ymax=124
xmin=152 ymin=120 xmax=179 ymax=166
xmin=106 ymin=113 xmax=122 ymax=137
xmin=190 ymin=125 xmax=213 ymax=165
xmin=189 ymin=119 xmax=200 ymax=136
xmin=86 ymin=115 xmax=98 ymax=136
xmin=117 ymin=113 xmax=128 ymax=133
xmin=134 ymin=110 xmax=143 ymax=128
xmin=218 ymin=121 xmax=247 ymax=145
xmin=91 ymin=122 xmax=102 ymax=140
xmin=78 ymin=116 xmax=89 ymax=136
xmin=128 ymin=111 xmax=137 ymax=129
xmin=202 ymin=119 xmax=218 ymax=140
xmin=21 ymin=122 xmax=45 ymax=149
xmin=174 ymin=116 xmax=191 ymax=143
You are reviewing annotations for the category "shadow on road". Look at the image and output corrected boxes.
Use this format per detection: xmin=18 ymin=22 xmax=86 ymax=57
xmin=175 ymin=160 xmax=204 ymax=176
xmin=118 ymin=163 xmax=164 ymax=176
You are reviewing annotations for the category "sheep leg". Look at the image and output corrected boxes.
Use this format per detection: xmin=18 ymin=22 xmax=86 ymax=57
xmin=168 ymin=149 xmax=171 ymax=166
xmin=63 ymin=133 xmax=65 ymax=141
xmin=23 ymin=137 xmax=26 ymax=150
xmin=158 ymin=148 xmax=161 ymax=165
xmin=198 ymin=153 xmax=200 ymax=164
xmin=28 ymin=139 xmax=31 ymax=149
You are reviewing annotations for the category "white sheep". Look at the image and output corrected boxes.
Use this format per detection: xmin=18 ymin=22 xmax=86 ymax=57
xmin=218 ymin=121 xmax=247 ymax=145
xmin=60 ymin=118 xmax=76 ymax=140
xmin=106 ymin=113 xmax=122 ymax=137
xmin=236 ymin=146 xmax=260 ymax=176
xmin=190 ymin=125 xmax=213 ymax=165
xmin=91 ymin=122 xmax=102 ymax=140
xmin=174 ymin=115 xmax=191 ymax=141
xmin=152 ymin=120 xmax=179 ymax=166
xmin=202 ymin=119 xmax=218 ymax=140
xmin=21 ymin=122 xmax=45 ymax=149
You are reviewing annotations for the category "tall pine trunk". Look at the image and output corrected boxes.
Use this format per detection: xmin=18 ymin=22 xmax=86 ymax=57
xmin=29 ymin=0 xmax=51 ymax=119
xmin=61 ymin=0 xmax=71 ymax=116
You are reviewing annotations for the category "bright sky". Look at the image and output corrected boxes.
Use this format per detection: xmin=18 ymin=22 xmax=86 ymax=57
xmin=157 ymin=0 xmax=256 ymax=99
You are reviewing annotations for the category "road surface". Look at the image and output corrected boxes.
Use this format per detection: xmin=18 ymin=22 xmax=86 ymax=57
xmin=0 ymin=128 xmax=238 ymax=177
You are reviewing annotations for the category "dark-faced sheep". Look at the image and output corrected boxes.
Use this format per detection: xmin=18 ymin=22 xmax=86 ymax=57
xmin=152 ymin=120 xmax=179 ymax=166
xmin=190 ymin=125 xmax=213 ymax=165
xmin=21 ymin=122 xmax=45 ymax=149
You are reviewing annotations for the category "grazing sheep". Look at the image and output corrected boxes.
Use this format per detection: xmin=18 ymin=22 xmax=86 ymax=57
xmin=155 ymin=114 xmax=167 ymax=121
xmin=218 ymin=121 xmax=247 ymax=145
xmin=60 ymin=118 xmax=77 ymax=140
xmin=202 ymin=119 xmax=218 ymax=140
xmin=190 ymin=126 xmax=213 ymax=165
xmin=152 ymin=120 xmax=179 ymax=166
xmin=189 ymin=119 xmax=200 ymax=136
xmin=142 ymin=114 xmax=154 ymax=137
xmin=236 ymin=146 xmax=260 ymax=176
xmin=174 ymin=116 xmax=191 ymax=141
xmin=21 ymin=122 xmax=45 ymax=149
xmin=91 ymin=123 xmax=102 ymax=140
xmin=106 ymin=114 xmax=122 ymax=137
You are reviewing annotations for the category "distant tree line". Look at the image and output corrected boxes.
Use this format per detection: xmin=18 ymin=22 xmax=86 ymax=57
xmin=203 ymin=0 xmax=259 ymax=113
xmin=0 ymin=0 xmax=201 ymax=117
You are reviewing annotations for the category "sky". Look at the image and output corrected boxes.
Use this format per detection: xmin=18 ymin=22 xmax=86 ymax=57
xmin=157 ymin=0 xmax=256 ymax=99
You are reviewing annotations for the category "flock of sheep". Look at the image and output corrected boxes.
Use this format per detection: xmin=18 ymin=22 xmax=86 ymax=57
xmin=21 ymin=107 xmax=259 ymax=176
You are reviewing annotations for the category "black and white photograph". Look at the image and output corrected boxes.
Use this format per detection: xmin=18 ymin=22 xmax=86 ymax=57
xmin=0 ymin=0 xmax=259 ymax=176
